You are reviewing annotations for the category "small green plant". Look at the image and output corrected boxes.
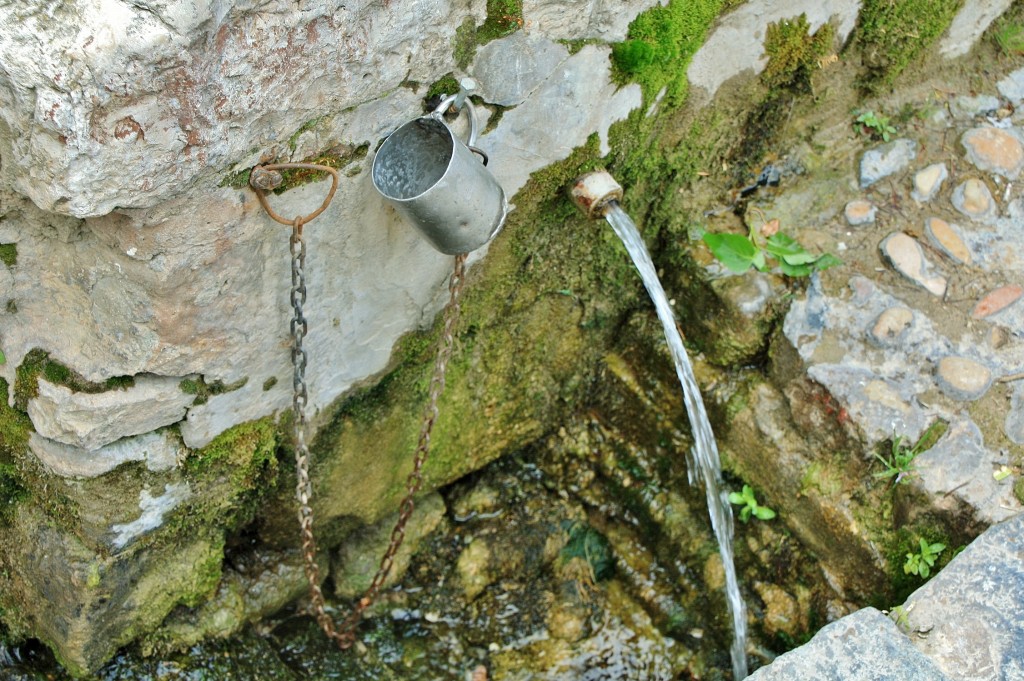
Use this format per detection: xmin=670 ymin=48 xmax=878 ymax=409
xmin=903 ymin=538 xmax=945 ymax=578
xmin=994 ymin=21 xmax=1024 ymax=56
xmin=854 ymin=111 xmax=897 ymax=142
xmin=873 ymin=420 xmax=945 ymax=487
xmin=699 ymin=215 xmax=841 ymax=277
xmin=728 ymin=484 xmax=776 ymax=523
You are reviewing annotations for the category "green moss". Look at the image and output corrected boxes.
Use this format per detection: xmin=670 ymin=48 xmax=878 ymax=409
xmin=262 ymin=376 xmax=278 ymax=392
xmin=611 ymin=0 xmax=728 ymax=105
xmin=179 ymin=376 xmax=248 ymax=406
xmin=220 ymin=143 xmax=369 ymax=192
xmin=762 ymin=14 xmax=834 ymax=91
xmin=13 ymin=349 xmax=136 ymax=411
xmin=0 ymin=244 xmax=16 ymax=268
xmin=453 ymin=17 xmax=478 ymax=69
xmin=0 ymin=463 xmax=27 ymax=524
xmin=856 ymin=0 xmax=963 ymax=90
xmin=451 ymin=1 xmax=523 ymax=69
xmin=425 ymin=73 xmax=461 ymax=101
xmin=559 ymin=38 xmax=605 ymax=55
xmin=0 ymin=380 xmax=32 ymax=460
xmin=288 ymin=117 xmax=324 ymax=153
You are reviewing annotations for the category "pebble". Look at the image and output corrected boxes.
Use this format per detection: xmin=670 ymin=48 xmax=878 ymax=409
xmin=950 ymin=94 xmax=1000 ymax=120
xmin=879 ymin=232 xmax=947 ymax=297
xmin=935 ymin=356 xmax=993 ymax=401
xmin=1006 ymin=384 xmax=1024 ymax=445
xmin=868 ymin=307 xmax=914 ymax=347
xmin=924 ymin=217 xmax=971 ymax=264
xmin=971 ymin=284 xmax=1024 ymax=320
xmin=844 ymin=199 xmax=877 ymax=226
xmin=962 ymin=127 xmax=1024 ymax=179
xmin=911 ymin=163 xmax=947 ymax=203
xmin=951 ymin=178 xmax=997 ymax=221
xmin=860 ymin=139 xmax=919 ymax=188
xmin=997 ymin=67 xmax=1024 ymax=106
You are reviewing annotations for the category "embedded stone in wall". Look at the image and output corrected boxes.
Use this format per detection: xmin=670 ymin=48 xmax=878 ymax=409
xmin=860 ymin=139 xmax=919 ymax=188
xmin=477 ymin=44 xmax=642 ymax=198
xmin=27 ymin=376 xmax=195 ymax=451
xmin=940 ymin=0 xmax=1015 ymax=58
xmin=522 ymin=0 xmax=665 ymax=41
xmin=472 ymin=32 xmax=570 ymax=106
xmin=28 ymin=430 xmax=183 ymax=479
xmin=687 ymin=0 xmax=862 ymax=100
xmin=952 ymin=178 xmax=997 ymax=220
xmin=962 ymin=126 xmax=1024 ymax=179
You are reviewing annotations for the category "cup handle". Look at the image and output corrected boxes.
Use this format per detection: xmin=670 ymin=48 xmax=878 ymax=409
xmin=432 ymin=94 xmax=480 ymax=153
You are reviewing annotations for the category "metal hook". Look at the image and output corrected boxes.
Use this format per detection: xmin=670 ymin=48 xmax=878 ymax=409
xmin=249 ymin=162 xmax=340 ymax=226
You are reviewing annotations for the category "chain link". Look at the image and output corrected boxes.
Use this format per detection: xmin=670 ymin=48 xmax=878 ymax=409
xmin=289 ymin=223 xmax=467 ymax=648
xmin=254 ymin=161 xmax=468 ymax=650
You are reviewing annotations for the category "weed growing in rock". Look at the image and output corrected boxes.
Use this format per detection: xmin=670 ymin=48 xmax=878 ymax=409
xmin=903 ymin=538 xmax=945 ymax=578
xmin=854 ymin=110 xmax=897 ymax=142
xmin=873 ymin=420 xmax=945 ymax=488
xmin=994 ymin=21 xmax=1024 ymax=56
xmin=698 ymin=213 xmax=840 ymax=277
xmin=728 ymin=484 xmax=776 ymax=523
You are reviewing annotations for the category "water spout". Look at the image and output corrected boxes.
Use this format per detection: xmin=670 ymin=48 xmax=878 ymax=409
xmin=573 ymin=170 xmax=748 ymax=680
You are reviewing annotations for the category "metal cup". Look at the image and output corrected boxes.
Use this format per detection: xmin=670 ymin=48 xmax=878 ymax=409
xmin=372 ymin=95 xmax=508 ymax=255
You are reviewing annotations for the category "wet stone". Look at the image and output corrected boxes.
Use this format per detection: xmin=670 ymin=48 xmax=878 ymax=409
xmin=911 ymin=163 xmax=948 ymax=203
xmin=868 ymin=306 xmax=914 ymax=347
xmin=971 ymin=284 xmax=1023 ymax=319
xmin=934 ymin=356 xmax=993 ymax=401
xmin=860 ymin=138 xmax=919 ymax=188
xmin=880 ymin=232 xmax=947 ymax=297
xmin=924 ymin=217 xmax=971 ymax=264
xmin=952 ymin=178 xmax=997 ymax=221
xmin=962 ymin=127 xmax=1024 ymax=179
xmin=844 ymin=199 xmax=877 ymax=226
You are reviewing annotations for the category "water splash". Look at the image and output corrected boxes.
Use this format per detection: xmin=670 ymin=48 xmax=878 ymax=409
xmin=605 ymin=202 xmax=748 ymax=679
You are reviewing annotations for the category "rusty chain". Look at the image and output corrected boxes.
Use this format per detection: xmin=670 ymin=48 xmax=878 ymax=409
xmin=252 ymin=163 xmax=468 ymax=650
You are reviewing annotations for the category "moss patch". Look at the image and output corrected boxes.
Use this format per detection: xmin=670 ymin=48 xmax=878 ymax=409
xmin=13 ymin=349 xmax=134 ymax=411
xmin=452 ymin=0 xmax=523 ymax=69
xmin=179 ymin=375 xmax=249 ymax=407
xmin=220 ymin=143 xmax=369 ymax=192
xmin=762 ymin=14 xmax=835 ymax=92
xmin=0 ymin=243 xmax=16 ymax=268
xmin=856 ymin=0 xmax=964 ymax=90
xmin=611 ymin=0 xmax=730 ymax=105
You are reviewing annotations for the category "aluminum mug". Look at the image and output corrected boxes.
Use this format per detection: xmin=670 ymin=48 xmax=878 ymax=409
xmin=372 ymin=95 xmax=508 ymax=255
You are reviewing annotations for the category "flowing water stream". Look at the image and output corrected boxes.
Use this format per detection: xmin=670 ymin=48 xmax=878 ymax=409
xmin=605 ymin=202 xmax=748 ymax=679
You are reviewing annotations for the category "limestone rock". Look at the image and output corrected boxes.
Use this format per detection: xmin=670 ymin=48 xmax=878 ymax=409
xmin=998 ymin=67 xmax=1024 ymax=105
xmin=934 ymin=356 xmax=993 ymax=401
xmin=477 ymin=45 xmax=641 ymax=198
xmin=924 ymin=217 xmax=971 ymax=265
xmin=472 ymin=32 xmax=569 ymax=106
xmin=687 ymin=0 xmax=861 ymax=99
xmin=0 ymin=0 xmax=489 ymax=217
xmin=333 ymin=492 xmax=448 ymax=598
xmin=914 ymin=417 xmax=1019 ymax=526
xmin=109 ymin=482 xmax=192 ymax=549
xmin=844 ymin=199 xmax=877 ymax=226
xmin=952 ymin=178 xmax=997 ymax=221
xmin=29 ymin=430 xmax=183 ymax=479
xmin=949 ymin=94 xmax=1000 ymax=120
xmin=902 ymin=513 xmax=1024 ymax=679
xmin=880 ymin=232 xmax=947 ymax=297
xmin=860 ymin=139 xmax=919 ymax=188
xmin=27 ymin=376 xmax=195 ymax=451
xmin=747 ymin=608 xmax=951 ymax=681
xmin=911 ymin=164 xmax=948 ymax=203
xmin=522 ymin=0 xmax=664 ymax=41
xmin=940 ymin=0 xmax=1015 ymax=58
xmin=962 ymin=127 xmax=1024 ymax=179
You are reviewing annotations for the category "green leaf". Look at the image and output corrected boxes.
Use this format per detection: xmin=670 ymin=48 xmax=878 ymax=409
xmin=919 ymin=562 xmax=930 ymax=578
xmin=765 ymin=233 xmax=816 ymax=264
xmin=702 ymin=233 xmax=758 ymax=273
xmin=727 ymin=491 xmax=745 ymax=505
xmin=779 ymin=260 xmax=815 ymax=277
xmin=753 ymin=506 xmax=776 ymax=520
xmin=739 ymin=506 xmax=752 ymax=523
xmin=0 ymin=349 xmax=5 ymax=365
xmin=813 ymin=253 xmax=843 ymax=271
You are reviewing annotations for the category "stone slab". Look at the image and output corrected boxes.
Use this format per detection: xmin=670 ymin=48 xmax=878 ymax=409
xmin=902 ymin=513 xmax=1024 ymax=681
xmin=472 ymin=32 xmax=569 ymax=106
xmin=861 ymin=139 xmax=919 ymax=188
xmin=29 ymin=430 xmax=183 ymax=479
xmin=940 ymin=0 xmax=1015 ymax=58
xmin=747 ymin=607 xmax=951 ymax=681
xmin=27 ymin=376 xmax=195 ymax=451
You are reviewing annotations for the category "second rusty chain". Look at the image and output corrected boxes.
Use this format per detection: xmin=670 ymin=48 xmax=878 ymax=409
xmin=250 ymin=162 xmax=468 ymax=650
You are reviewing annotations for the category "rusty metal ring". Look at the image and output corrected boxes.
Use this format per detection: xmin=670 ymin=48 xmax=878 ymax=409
xmin=250 ymin=163 xmax=340 ymax=226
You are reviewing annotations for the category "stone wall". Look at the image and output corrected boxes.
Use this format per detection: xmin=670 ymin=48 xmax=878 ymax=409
xmin=0 ymin=0 xmax=1017 ymax=675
